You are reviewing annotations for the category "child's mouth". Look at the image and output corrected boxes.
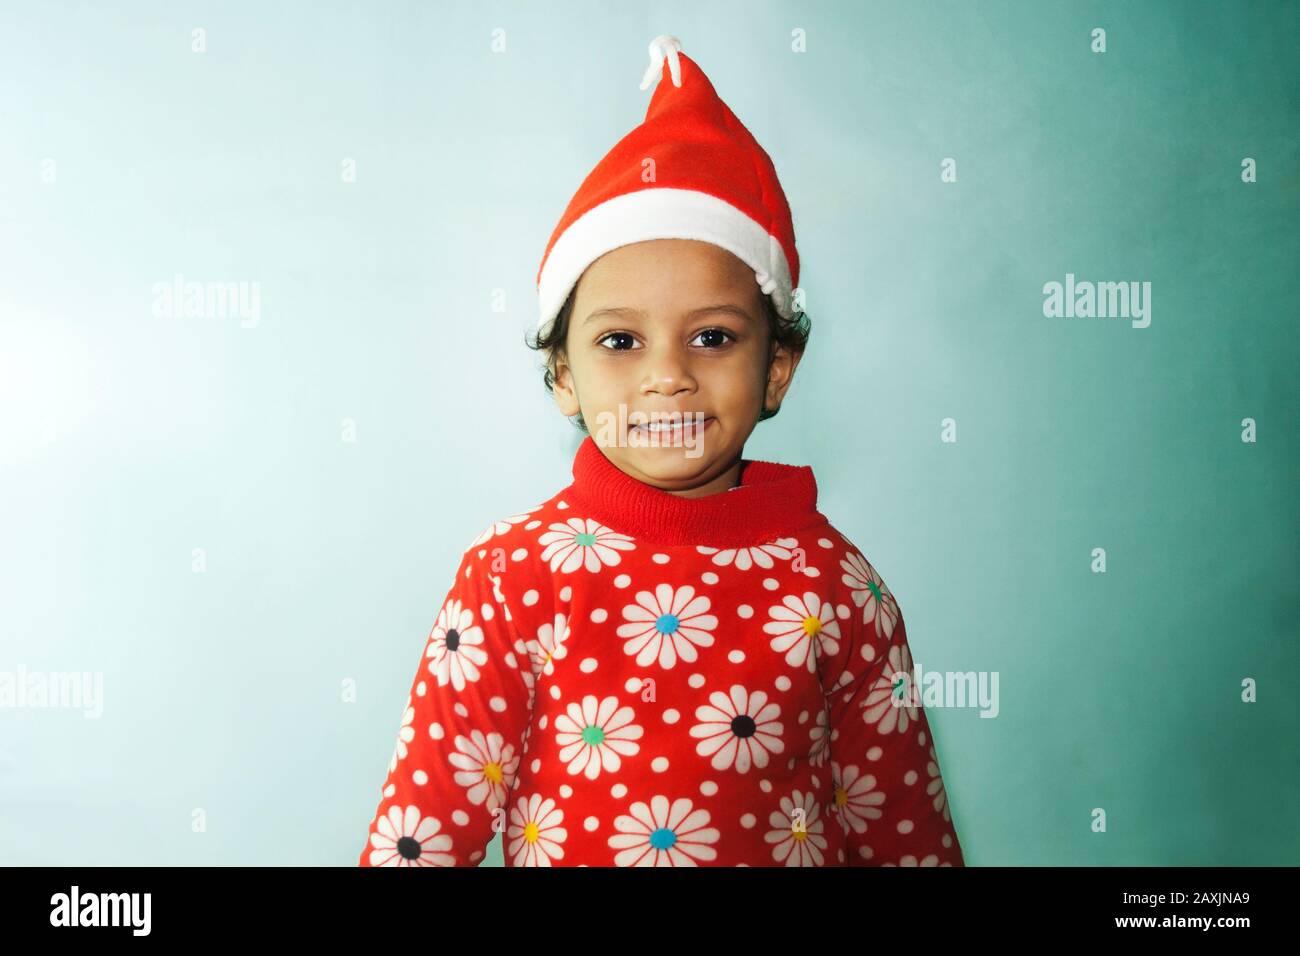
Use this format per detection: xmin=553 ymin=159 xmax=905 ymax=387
xmin=627 ymin=416 xmax=714 ymax=440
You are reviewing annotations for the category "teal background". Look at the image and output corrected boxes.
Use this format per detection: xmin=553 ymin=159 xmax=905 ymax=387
xmin=1 ymin=0 xmax=1295 ymax=865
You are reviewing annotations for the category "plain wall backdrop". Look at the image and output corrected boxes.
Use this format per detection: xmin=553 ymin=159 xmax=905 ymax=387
xmin=1 ymin=0 xmax=1296 ymax=865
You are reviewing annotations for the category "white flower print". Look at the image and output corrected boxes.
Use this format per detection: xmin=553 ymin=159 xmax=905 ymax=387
xmin=469 ymin=510 xmax=536 ymax=549
xmin=424 ymin=598 xmax=486 ymax=691
xmin=690 ymin=685 xmax=785 ymax=772
xmin=925 ymin=743 xmax=952 ymax=823
xmin=763 ymin=591 xmax=841 ymax=672
xmin=554 ymin=694 xmax=644 ymax=779
xmin=695 ymin=537 xmax=797 ymax=570
xmin=830 ymin=762 xmax=885 ymax=835
xmin=617 ymin=584 xmax=718 ymax=669
xmin=388 ymin=694 xmax=416 ymax=773
xmin=538 ymin=517 xmax=635 ymax=573
xmin=449 ymin=728 xmax=519 ymax=812
xmin=860 ymin=643 xmax=919 ymax=735
xmin=525 ymin=612 xmax=570 ymax=677
xmin=884 ymin=854 xmax=950 ymax=867
xmin=608 ymin=796 xmax=720 ymax=866
xmin=808 ymin=706 xmax=831 ymax=767
xmin=765 ymin=789 xmax=828 ymax=866
xmin=507 ymin=794 xmax=567 ymax=866
xmin=511 ymin=636 xmax=538 ymax=697
xmin=367 ymin=805 xmax=455 ymax=867
xmin=840 ymin=551 xmax=900 ymax=639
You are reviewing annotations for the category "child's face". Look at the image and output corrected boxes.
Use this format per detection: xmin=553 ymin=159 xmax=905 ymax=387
xmin=553 ymin=238 xmax=800 ymax=492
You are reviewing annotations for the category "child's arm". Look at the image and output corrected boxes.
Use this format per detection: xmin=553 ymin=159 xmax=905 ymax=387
xmin=358 ymin=538 xmax=535 ymax=866
xmin=820 ymin=556 xmax=965 ymax=866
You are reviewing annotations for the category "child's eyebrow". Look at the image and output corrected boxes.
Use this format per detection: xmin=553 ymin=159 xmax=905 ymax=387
xmin=582 ymin=304 xmax=753 ymax=326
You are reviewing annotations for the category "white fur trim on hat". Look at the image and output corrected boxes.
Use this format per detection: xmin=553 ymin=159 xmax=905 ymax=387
xmin=536 ymin=187 xmax=794 ymax=337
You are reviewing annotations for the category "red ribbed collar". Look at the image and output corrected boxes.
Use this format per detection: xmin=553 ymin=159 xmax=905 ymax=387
xmin=563 ymin=436 xmax=827 ymax=547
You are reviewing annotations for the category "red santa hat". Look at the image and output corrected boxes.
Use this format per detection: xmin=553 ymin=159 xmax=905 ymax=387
xmin=534 ymin=34 xmax=800 ymax=338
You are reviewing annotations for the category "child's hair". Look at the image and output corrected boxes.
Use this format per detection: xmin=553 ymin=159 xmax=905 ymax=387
xmin=524 ymin=288 xmax=812 ymax=433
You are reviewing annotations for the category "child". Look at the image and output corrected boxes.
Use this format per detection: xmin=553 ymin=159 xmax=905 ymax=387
xmin=359 ymin=35 xmax=964 ymax=867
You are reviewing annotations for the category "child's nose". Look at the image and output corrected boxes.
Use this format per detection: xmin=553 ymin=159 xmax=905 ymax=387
xmin=639 ymin=343 xmax=697 ymax=395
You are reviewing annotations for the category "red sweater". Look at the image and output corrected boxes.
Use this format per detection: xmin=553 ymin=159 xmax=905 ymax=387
xmin=359 ymin=437 xmax=964 ymax=867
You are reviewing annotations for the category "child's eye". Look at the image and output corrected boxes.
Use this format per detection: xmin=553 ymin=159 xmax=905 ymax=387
xmin=690 ymin=328 xmax=734 ymax=349
xmin=597 ymin=331 xmax=639 ymax=351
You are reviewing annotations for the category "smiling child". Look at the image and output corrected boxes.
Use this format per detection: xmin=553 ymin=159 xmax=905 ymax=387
xmin=359 ymin=35 xmax=964 ymax=867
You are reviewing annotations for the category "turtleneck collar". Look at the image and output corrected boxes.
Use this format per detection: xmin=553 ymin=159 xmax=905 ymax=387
xmin=563 ymin=436 xmax=826 ymax=548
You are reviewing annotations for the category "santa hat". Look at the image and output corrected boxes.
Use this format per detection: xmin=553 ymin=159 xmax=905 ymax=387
xmin=534 ymin=34 xmax=800 ymax=338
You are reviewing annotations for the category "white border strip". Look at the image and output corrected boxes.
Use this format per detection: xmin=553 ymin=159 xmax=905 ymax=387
xmin=536 ymin=187 xmax=793 ymax=335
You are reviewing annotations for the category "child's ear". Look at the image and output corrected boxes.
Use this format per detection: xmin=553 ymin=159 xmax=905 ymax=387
xmin=552 ymin=355 xmax=581 ymax=417
xmin=763 ymin=342 xmax=802 ymax=412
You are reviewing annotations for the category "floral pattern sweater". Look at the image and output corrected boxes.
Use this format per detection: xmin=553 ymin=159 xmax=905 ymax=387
xmin=359 ymin=437 xmax=964 ymax=867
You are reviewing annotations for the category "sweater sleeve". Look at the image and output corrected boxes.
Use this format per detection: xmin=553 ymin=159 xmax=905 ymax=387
xmin=358 ymin=539 xmax=536 ymax=867
xmin=820 ymin=553 xmax=965 ymax=867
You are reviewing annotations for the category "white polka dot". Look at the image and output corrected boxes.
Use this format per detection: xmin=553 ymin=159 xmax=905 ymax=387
xmin=522 ymin=589 xmax=539 ymax=606
xmin=557 ymin=500 xmax=568 ymax=509
xmin=687 ymin=673 xmax=705 ymax=688
xmin=531 ymin=758 xmax=541 ymax=773
xmin=818 ymin=538 xmax=833 ymax=549
xmin=652 ymin=553 xmax=670 ymax=564
xmin=590 ymin=608 xmax=608 ymax=623
xmin=859 ymin=845 xmax=873 ymax=860
xmin=476 ymin=550 xmax=486 ymax=559
xmin=614 ymin=574 xmax=631 ymax=588
xmin=452 ymin=809 xmax=470 ymax=826
xmin=866 ymin=746 xmax=882 ymax=761
xmin=511 ymin=548 xmax=527 ymax=562
xmin=700 ymin=780 xmax=719 ymax=796
xmin=836 ymin=604 xmax=850 ymax=619
xmin=525 ymin=520 xmax=541 ymax=530
xmin=701 ymin=571 xmax=719 ymax=584
xmin=651 ymin=757 xmax=669 ymax=772
xmin=416 ymin=681 xmax=426 ymax=697
xmin=727 ymin=649 xmax=745 ymax=663
xmin=942 ymin=834 xmax=953 ymax=848
xmin=624 ymin=678 xmax=643 ymax=694
xmin=919 ymin=731 xmax=927 ymax=745
xmin=774 ymin=675 xmax=791 ymax=692
xmin=758 ymin=779 xmax=772 ymax=793
xmin=737 ymin=604 xmax=753 ymax=618
xmin=504 ymin=651 xmax=518 ymax=668
xmin=481 ymin=603 xmax=495 ymax=620
xmin=538 ymin=715 xmax=548 ymax=730
xmin=897 ymin=820 xmax=914 ymax=834
xmin=583 ymin=816 xmax=600 ymax=831
xmin=453 ymin=703 xmax=468 ymax=718
xmin=662 ymin=708 xmax=680 ymax=724
xmin=762 ymin=577 xmax=779 ymax=590
xmin=549 ymin=685 xmax=561 ymax=699
xmin=610 ymin=783 xmax=628 ymax=799
xmin=429 ymin=722 xmax=445 ymax=740
xmin=577 ymin=657 xmax=598 ymax=673
xmin=559 ymin=784 xmax=573 ymax=798
xmin=740 ymin=813 xmax=757 ymax=828
xmin=802 ymin=566 xmax=820 ymax=577
xmin=903 ymin=770 xmax=918 ymax=785
xmin=838 ymin=848 xmax=846 ymax=862
xmin=413 ymin=770 xmax=428 ymax=785
xmin=488 ymin=696 xmax=507 ymax=712
xmin=798 ymin=710 xmax=810 ymax=724
xmin=559 ymin=585 xmax=572 ymax=602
